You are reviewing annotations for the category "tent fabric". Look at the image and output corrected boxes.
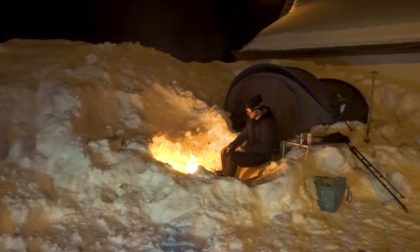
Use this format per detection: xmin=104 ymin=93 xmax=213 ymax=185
xmin=225 ymin=64 xmax=330 ymax=112
xmin=320 ymin=78 xmax=369 ymax=123
xmin=284 ymin=66 xmax=330 ymax=110
xmin=224 ymin=63 xmax=369 ymax=142
xmin=225 ymin=63 xmax=334 ymax=142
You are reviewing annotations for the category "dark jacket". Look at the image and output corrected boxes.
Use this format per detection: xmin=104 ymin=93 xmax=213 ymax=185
xmin=228 ymin=108 xmax=278 ymax=160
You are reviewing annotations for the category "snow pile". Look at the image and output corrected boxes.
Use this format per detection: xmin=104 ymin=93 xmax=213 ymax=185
xmin=0 ymin=39 xmax=420 ymax=251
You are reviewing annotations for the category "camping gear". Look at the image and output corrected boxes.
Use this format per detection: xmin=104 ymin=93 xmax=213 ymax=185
xmin=281 ymin=132 xmax=313 ymax=160
xmin=321 ymin=132 xmax=350 ymax=144
xmin=224 ymin=63 xmax=369 ymax=143
xmin=314 ymin=176 xmax=347 ymax=212
xmin=319 ymin=132 xmax=408 ymax=212
xmin=347 ymin=143 xmax=408 ymax=212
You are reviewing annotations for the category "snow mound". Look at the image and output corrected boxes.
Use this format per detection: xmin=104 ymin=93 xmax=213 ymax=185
xmin=0 ymin=39 xmax=419 ymax=251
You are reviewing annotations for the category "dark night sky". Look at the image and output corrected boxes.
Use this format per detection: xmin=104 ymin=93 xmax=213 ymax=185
xmin=0 ymin=0 xmax=286 ymax=62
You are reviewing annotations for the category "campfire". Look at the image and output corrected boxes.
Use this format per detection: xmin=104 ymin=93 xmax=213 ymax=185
xmin=149 ymin=136 xmax=199 ymax=174
xmin=149 ymin=131 xmax=228 ymax=174
xmin=148 ymin=110 xmax=237 ymax=175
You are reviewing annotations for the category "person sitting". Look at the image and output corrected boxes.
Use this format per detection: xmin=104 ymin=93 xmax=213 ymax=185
xmin=220 ymin=94 xmax=278 ymax=177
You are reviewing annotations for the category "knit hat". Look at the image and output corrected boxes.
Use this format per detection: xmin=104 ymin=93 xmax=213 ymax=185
xmin=245 ymin=94 xmax=263 ymax=110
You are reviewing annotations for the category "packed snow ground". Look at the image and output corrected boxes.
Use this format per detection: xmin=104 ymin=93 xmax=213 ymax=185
xmin=0 ymin=39 xmax=420 ymax=251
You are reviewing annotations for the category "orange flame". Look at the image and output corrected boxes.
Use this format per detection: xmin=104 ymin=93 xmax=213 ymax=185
xmin=148 ymin=135 xmax=200 ymax=174
xmin=148 ymin=110 xmax=237 ymax=175
xmin=148 ymin=132 xmax=227 ymax=174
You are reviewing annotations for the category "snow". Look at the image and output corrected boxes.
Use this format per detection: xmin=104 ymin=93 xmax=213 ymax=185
xmin=0 ymin=39 xmax=420 ymax=251
xmin=244 ymin=0 xmax=420 ymax=51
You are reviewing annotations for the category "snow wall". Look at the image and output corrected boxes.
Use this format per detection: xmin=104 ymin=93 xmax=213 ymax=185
xmin=0 ymin=39 xmax=419 ymax=251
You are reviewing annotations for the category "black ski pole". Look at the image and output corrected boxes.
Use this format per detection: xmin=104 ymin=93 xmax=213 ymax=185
xmin=349 ymin=144 xmax=405 ymax=198
xmin=347 ymin=144 xmax=408 ymax=213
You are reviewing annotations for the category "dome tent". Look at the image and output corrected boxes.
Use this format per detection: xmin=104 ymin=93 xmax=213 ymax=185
xmin=320 ymin=78 xmax=369 ymax=123
xmin=224 ymin=63 xmax=368 ymax=142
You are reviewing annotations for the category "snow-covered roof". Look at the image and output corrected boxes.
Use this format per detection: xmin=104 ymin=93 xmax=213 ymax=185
xmin=240 ymin=0 xmax=420 ymax=57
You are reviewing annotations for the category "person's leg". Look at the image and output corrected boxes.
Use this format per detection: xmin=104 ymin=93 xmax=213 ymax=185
xmin=221 ymin=150 xmax=268 ymax=177
xmin=220 ymin=148 xmax=237 ymax=176
xmin=223 ymin=152 xmax=238 ymax=177
xmin=221 ymin=148 xmax=227 ymax=171
xmin=230 ymin=152 xmax=268 ymax=168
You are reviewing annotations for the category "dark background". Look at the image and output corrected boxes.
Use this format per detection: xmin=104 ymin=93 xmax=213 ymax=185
xmin=0 ymin=0 xmax=287 ymax=62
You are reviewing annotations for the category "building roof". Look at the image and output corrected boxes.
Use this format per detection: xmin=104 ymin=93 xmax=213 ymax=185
xmin=239 ymin=0 xmax=420 ymax=58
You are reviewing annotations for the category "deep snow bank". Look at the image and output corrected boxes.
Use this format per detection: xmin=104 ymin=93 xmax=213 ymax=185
xmin=0 ymin=39 xmax=419 ymax=251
